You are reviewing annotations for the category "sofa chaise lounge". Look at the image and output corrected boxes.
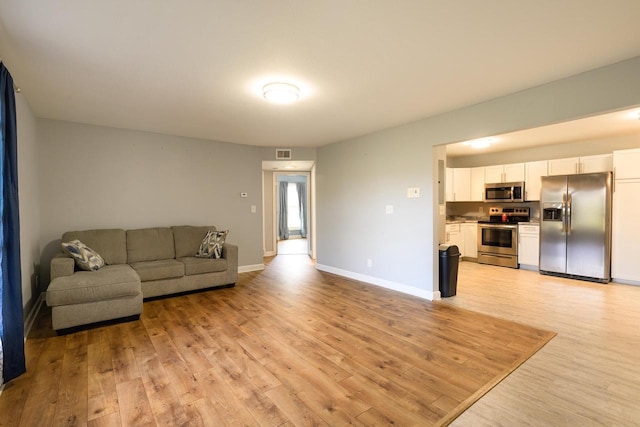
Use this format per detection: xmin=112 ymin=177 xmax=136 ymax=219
xmin=46 ymin=225 xmax=238 ymax=331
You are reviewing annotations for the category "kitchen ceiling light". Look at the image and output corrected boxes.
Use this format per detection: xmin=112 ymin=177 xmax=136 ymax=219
xmin=465 ymin=137 xmax=495 ymax=149
xmin=263 ymin=82 xmax=299 ymax=104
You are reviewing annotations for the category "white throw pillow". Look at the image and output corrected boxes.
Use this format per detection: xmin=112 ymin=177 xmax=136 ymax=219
xmin=61 ymin=239 xmax=105 ymax=271
xmin=195 ymin=230 xmax=229 ymax=259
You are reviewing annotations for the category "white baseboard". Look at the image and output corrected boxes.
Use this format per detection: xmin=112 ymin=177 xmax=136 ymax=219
xmin=24 ymin=293 xmax=45 ymax=339
xmin=612 ymin=277 xmax=640 ymax=286
xmin=239 ymin=264 xmax=265 ymax=273
xmin=263 ymin=251 xmax=276 ymax=257
xmin=316 ymin=264 xmax=440 ymax=301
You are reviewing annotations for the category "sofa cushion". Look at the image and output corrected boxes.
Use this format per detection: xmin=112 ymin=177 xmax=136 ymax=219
xmin=172 ymin=225 xmax=216 ymax=258
xmin=178 ymin=257 xmax=228 ymax=275
xmin=46 ymin=264 xmax=141 ymax=306
xmin=62 ymin=229 xmax=127 ymax=265
xmin=127 ymin=228 xmax=175 ymax=263
xmin=195 ymin=230 xmax=228 ymax=259
xmin=130 ymin=259 xmax=185 ymax=282
xmin=61 ymin=239 xmax=106 ymax=271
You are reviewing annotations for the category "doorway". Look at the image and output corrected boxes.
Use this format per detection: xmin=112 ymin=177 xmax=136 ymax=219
xmin=275 ymin=174 xmax=310 ymax=256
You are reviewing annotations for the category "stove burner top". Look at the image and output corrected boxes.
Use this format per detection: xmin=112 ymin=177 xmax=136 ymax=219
xmin=483 ymin=206 xmax=530 ymax=224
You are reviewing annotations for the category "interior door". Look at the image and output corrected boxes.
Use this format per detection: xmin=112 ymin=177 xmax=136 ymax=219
xmin=539 ymin=175 xmax=567 ymax=273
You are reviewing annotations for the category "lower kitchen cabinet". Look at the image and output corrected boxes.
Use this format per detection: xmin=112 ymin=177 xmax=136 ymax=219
xmin=445 ymin=223 xmax=464 ymax=256
xmin=461 ymin=223 xmax=477 ymax=259
xmin=612 ymin=179 xmax=640 ymax=283
xmin=518 ymin=223 xmax=539 ymax=269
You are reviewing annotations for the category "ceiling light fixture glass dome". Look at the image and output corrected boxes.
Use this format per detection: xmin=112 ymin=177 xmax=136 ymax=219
xmin=263 ymin=82 xmax=299 ymax=104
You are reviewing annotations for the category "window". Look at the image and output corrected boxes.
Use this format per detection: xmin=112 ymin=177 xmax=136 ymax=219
xmin=287 ymin=182 xmax=301 ymax=230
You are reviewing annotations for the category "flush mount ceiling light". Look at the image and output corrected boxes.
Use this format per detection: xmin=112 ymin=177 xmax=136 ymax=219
xmin=464 ymin=137 xmax=495 ymax=149
xmin=263 ymin=82 xmax=299 ymax=104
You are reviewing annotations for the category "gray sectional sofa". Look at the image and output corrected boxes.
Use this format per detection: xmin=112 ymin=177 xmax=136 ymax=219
xmin=46 ymin=225 xmax=238 ymax=331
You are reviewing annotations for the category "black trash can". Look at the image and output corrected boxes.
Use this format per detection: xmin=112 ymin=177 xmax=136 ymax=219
xmin=439 ymin=244 xmax=461 ymax=297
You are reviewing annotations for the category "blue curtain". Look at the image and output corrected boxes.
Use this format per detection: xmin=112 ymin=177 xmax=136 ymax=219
xmin=278 ymin=181 xmax=289 ymax=240
xmin=296 ymin=182 xmax=307 ymax=238
xmin=0 ymin=62 xmax=25 ymax=384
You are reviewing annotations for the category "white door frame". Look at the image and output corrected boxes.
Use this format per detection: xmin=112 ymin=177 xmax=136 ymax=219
xmin=273 ymin=171 xmax=315 ymax=258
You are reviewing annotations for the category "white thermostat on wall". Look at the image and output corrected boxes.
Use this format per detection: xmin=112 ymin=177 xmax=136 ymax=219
xmin=240 ymin=192 xmax=248 ymax=198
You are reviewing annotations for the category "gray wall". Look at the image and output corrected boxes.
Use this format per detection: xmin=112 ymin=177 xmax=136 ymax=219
xmin=16 ymin=92 xmax=41 ymax=314
xmin=38 ymin=120 xmax=264 ymax=284
xmin=317 ymin=56 xmax=640 ymax=299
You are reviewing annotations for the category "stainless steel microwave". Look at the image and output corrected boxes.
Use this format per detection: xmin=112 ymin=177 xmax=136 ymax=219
xmin=484 ymin=182 xmax=525 ymax=203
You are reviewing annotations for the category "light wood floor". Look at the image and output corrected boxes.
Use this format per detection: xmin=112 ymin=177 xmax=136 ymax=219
xmin=0 ymin=255 xmax=553 ymax=426
xmin=445 ymin=261 xmax=640 ymax=426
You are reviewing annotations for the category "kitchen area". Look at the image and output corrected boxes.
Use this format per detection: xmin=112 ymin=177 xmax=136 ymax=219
xmin=444 ymin=127 xmax=640 ymax=287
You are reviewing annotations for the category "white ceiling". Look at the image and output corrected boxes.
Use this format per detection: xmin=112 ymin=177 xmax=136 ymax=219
xmin=1 ymin=2 xmax=640 ymax=148
xmin=446 ymin=107 xmax=640 ymax=157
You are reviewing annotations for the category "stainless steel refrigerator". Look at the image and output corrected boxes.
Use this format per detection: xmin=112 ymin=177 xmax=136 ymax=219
xmin=539 ymin=172 xmax=612 ymax=283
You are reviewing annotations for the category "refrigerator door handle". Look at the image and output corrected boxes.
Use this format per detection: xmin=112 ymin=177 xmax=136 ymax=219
xmin=562 ymin=193 xmax=567 ymax=234
xmin=567 ymin=192 xmax=572 ymax=235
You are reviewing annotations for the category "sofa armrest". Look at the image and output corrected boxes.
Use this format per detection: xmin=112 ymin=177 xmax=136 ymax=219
xmin=51 ymin=253 xmax=75 ymax=280
xmin=222 ymin=243 xmax=238 ymax=271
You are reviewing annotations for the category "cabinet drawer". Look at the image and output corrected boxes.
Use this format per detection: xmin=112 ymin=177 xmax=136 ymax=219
xmin=445 ymin=224 xmax=460 ymax=232
xmin=519 ymin=225 xmax=539 ymax=234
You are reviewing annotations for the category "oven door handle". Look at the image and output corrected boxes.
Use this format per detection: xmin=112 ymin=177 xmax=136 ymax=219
xmin=479 ymin=223 xmax=517 ymax=230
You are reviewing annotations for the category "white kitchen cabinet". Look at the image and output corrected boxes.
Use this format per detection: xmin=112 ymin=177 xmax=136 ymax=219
xmin=445 ymin=223 xmax=464 ymax=256
xmin=453 ymin=168 xmax=471 ymax=201
xmin=518 ymin=223 xmax=539 ymax=269
xmin=612 ymin=148 xmax=640 ymax=283
xmin=484 ymin=163 xmax=524 ymax=183
xmin=446 ymin=168 xmax=454 ymax=201
xmin=470 ymin=167 xmax=485 ymax=201
xmin=612 ymin=179 xmax=640 ymax=283
xmin=525 ymin=161 xmax=548 ymax=201
xmin=548 ymin=154 xmax=612 ymax=176
xmin=461 ymin=223 xmax=478 ymax=259
xmin=548 ymin=157 xmax=580 ymax=175
xmin=613 ymin=148 xmax=640 ymax=180
xmin=581 ymin=154 xmax=612 ymax=173
xmin=446 ymin=168 xmax=471 ymax=201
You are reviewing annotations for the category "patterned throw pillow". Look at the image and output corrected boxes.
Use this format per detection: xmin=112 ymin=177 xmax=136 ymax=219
xmin=195 ymin=230 xmax=229 ymax=259
xmin=61 ymin=239 xmax=106 ymax=271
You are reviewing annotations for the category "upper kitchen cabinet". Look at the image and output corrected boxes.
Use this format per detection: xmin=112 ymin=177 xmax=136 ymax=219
xmin=446 ymin=168 xmax=454 ymax=201
xmin=581 ymin=154 xmax=613 ymax=173
xmin=484 ymin=163 xmax=524 ymax=183
xmin=613 ymin=148 xmax=640 ymax=179
xmin=470 ymin=167 xmax=485 ymax=201
xmin=446 ymin=167 xmax=471 ymax=201
xmin=548 ymin=154 xmax=612 ymax=175
xmin=524 ymin=161 xmax=548 ymax=201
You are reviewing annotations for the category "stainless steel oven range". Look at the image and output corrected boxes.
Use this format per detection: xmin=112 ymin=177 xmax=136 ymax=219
xmin=477 ymin=206 xmax=530 ymax=269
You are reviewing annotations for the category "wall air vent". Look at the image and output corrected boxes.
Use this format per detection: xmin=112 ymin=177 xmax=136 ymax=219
xmin=275 ymin=149 xmax=292 ymax=160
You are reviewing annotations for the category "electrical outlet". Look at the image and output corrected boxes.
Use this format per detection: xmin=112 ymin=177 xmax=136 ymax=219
xmin=367 ymin=259 xmax=372 ymax=267
xmin=385 ymin=205 xmax=394 ymax=214
xmin=250 ymin=205 xmax=257 ymax=213
xmin=478 ymin=206 xmax=484 ymax=213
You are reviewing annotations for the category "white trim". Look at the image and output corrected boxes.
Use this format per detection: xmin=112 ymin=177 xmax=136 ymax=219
xmin=24 ymin=293 xmax=45 ymax=339
xmin=316 ymin=264 xmax=440 ymax=301
xmin=263 ymin=251 xmax=276 ymax=257
xmin=239 ymin=264 xmax=265 ymax=273
xmin=612 ymin=278 xmax=640 ymax=286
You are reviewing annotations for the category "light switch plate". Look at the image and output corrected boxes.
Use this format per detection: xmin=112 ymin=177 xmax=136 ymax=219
xmin=407 ymin=187 xmax=420 ymax=198
xmin=385 ymin=205 xmax=394 ymax=214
